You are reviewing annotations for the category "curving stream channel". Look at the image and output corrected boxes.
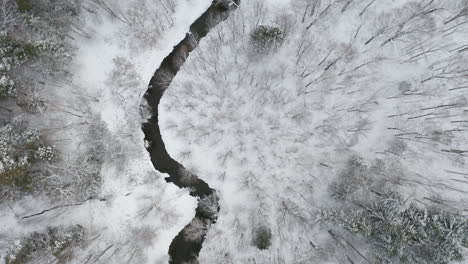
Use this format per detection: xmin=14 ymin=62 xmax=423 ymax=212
xmin=141 ymin=1 xmax=240 ymax=263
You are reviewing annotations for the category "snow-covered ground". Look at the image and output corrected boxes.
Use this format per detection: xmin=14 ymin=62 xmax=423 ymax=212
xmin=1 ymin=0 xmax=468 ymax=263
xmin=1 ymin=0 xmax=213 ymax=263
xmin=159 ymin=0 xmax=468 ymax=263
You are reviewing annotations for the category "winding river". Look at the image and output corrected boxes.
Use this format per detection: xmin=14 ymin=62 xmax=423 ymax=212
xmin=141 ymin=1 xmax=240 ymax=263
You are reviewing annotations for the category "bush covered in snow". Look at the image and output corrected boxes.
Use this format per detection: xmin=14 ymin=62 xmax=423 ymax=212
xmin=253 ymin=225 xmax=272 ymax=250
xmin=320 ymin=192 xmax=468 ymax=264
xmin=15 ymin=0 xmax=32 ymax=12
xmin=0 ymin=124 xmax=55 ymax=188
xmin=249 ymin=25 xmax=283 ymax=54
xmin=0 ymin=74 xmax=15 ymax=98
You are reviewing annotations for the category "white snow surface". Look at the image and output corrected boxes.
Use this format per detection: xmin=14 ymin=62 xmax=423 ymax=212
xmin=159 ymin=0 xmax=468 ymax=263
xmin=1 ymin=0 xmax=211 ymax=263
xmin=1 ymin=0 xmax=468 ymax=264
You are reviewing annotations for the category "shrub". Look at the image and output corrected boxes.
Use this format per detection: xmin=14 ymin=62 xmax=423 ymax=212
xmin=320 ymin=192 xmax=468 ymax=264
xmin=15 ymin=0 xmax=32 ymax=12
xmin=249 ymin=25 xmax=283 ymax=55
xmin=0 ymin=166 xmax=27 ymax=186
xmin=253 ymin=225 xmax=272 ymax=250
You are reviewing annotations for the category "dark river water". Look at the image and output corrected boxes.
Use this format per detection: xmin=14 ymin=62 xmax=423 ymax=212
xmin=141 ymin=1 xmax=240 ymax=263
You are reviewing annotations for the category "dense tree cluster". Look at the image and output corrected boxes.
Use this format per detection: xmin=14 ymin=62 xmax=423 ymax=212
xmin=0 ymin=0 xmax=78 ymax=103
xmin=0 ymin=0 xmax=78 ymax=192
xmin=320 ymin=192 xmax=468 ymax=264
xmin=0 ymin=34 xmax=41 ymax=98
xmin=5 ymin=225 xmax=84 ymax=264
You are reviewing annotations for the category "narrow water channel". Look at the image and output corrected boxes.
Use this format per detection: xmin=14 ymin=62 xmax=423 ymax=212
xmin=141 ymin=1 xmax=240 ymax=263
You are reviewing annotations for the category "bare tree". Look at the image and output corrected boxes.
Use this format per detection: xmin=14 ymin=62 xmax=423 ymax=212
xmin=0 ymin=0 xmax=19 ymax=31
xmin=444 ymin=1 xmax=468 ymax=25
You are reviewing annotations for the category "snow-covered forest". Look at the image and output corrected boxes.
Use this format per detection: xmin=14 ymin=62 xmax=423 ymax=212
xmin=1 ymin=0 xmax=468 ymax=263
